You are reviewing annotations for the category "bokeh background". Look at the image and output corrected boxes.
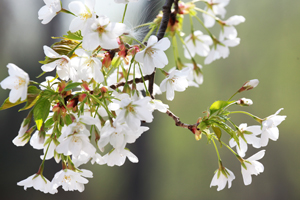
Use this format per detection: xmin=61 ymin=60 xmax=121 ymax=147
xmin=0 ymin=0 xmax=299 ymax=200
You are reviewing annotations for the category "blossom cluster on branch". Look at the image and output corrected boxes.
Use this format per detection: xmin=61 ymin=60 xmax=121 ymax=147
xmin=0 ymin=0 xmax=286 ymax=194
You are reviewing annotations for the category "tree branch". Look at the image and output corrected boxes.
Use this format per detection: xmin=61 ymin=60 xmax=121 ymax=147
xmin=109 ymin=74 xmax=153 ymax=90
xmin=166 ymin=109 xmax=200 ymax=134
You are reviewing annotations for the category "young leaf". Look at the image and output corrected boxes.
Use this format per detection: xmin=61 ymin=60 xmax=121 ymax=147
xmin=33 ymin=97 xmax=51 ymax=130
xmin=0 ymin=98 xmax=26 ymax=110
xmin=212 ymin=126 xmax=222 ymax=140
xmin=63 ymin=31 xmax=83 ymax=41
xmin=210 ymin=100 xmax=234 ymax=115
xmin=19 ymin=86 xmax=41 ymax=111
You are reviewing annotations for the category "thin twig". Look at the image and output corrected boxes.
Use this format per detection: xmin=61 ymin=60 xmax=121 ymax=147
xmin=166 ymin=110 xmax=200 ymax=133
xmin=109 ymin=74 xmax=153 ymax=90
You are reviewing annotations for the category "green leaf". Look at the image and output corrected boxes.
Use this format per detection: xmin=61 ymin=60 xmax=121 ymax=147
xmin=64 ymin=115 xmax=73 ymax=126
xmin=44 ymin=117 xmax=54 ymax=128
xmin=0 ymin=98 xmax=26 ymax=110
xmin=33 ymin=98 xmax=51 ymax=130
xmin=19 ymin=86 xmax=41 ymax=111
xmin=63 ymin=31 xmax=83 ymax=41
xmin=210 ymin=119 xmax=239 ymax=145
xmin=212 ymin=126 xmax=222 ymax=140
xmin=63 ymin=82 xmax=82 ymax=92
xmin=209 ymin=100 xmax=234 ymax=115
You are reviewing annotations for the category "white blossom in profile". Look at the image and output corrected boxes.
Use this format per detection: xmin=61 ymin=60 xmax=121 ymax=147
xmin=41 ymin=46 xmax=77 ymax=81
xmin=17 ymin=174 xmax=57 ymax=194
xmin=0 ymin=63 xmax=29 ymax=103
xmin=241 ymin=150 xmax=265 ymax=185
xmin=38 ymin=0 xmax=61 ymax=24
xmin=210 ymin=167 xmax=235 ymax=191
xmin=204 ymin=37 xmax=240 ymax=65
xmin=104 ymin=148 xmax=138 ymax=167
xmin=229 ymin=123 xmax=261 ymax=157
xmin=135 ymin=35 xmax=170 ymax=75
xmin=184 ymin=31 xmax=213 ymax=59
xmin=202 ymin=0 xmax=230 ymax=28
xmin=220 ymin=15 xmax=245 ymax=40
xmin=12 ymin=120 xmax=30 ymax=147
xmin=260 ymin=108 xmax=286 ymax=147
xmin=51 ymin=169 xmax=93 ymax=192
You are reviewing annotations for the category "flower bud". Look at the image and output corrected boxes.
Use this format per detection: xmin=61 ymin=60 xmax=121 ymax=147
xmin=236 ymin=98 xmax=253 ymax=106
xmin=238 ymin=79 xmax=259 ymax=92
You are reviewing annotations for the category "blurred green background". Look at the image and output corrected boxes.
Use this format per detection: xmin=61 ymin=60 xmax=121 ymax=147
xmin=0 ymin=0 xmax=299 ymax=200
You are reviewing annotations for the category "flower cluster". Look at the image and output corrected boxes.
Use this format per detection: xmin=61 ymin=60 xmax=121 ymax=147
xmin=0 ymin=0 xmax=286 ymax=194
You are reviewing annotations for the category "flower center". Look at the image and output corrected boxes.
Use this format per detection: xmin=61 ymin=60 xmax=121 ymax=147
xmin=14 ymin=78 xmax=26 ymax=90
xmin=145 ymin=47 xmax=155 ymax=56
xmin=80 ymin=12 xmax=92 ymax=20
xmin=63 ymin=175 xmax=72 ymax=183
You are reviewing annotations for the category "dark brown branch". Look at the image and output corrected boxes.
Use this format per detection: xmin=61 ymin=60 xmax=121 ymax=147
xmin=148 ymin=71 xmax=155 ymax=99
xmin=157 ymin=0 xmax=174 ymax=40
xmin=166 ymin=109 xmax=200 ymax=134
xmin=109 ymin=74 xmax=153 ymax=90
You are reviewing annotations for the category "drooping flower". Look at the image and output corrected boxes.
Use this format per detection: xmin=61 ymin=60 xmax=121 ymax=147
xmin=51 ymin=169 xmax=93 ymax=192
xmin=17 ymin=174 xmax=57 ymax=194
xmin=183 ymin=30 xmax=213 ymax=59
xmin=82 ymin=15 xmax=126 ymax=50
xmin=0 ymin=63 xmax=29 ymax=103
xmin=68 ymin=0 xmax=96 ymax=35
xmin=41 ymin=46 xmax=77 ymax=81
xmin=160 ymin=68 xmax=189 ymax=101
xmin=210 ymin=167 xmax=235 ymax=191
xmin=219 ymin=15 xmax=245 ymax=40
xmin=38 ymin=0 xmax=61 ymax=24
xmin=204 ymin=37 xmax=240 ymax=65
xmin=241 ymin=150 xmax=265 ymax=185
xmin=229 ymin=123 xmax=261 ymax=157
xmin=238 ymin=79 xmax=259 ymax=92
xmin=260 ymin=108 xmax=286 ymax=147
xmin=135 ymin=35 xmax=170 ymax=75
xmin=202 ymin=0 xmax=230 ymax=28
xmin=104 ymin=148 xmax=138 ymax=167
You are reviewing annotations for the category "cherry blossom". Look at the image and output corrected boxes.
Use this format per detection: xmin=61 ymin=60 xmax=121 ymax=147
xmin=210 ymin=167 xmax=235 ymax=191
xmin=82 ymin=15 xmax=126 ymax=50
xmin=241 ymin=150 xmax=265 ymax=185
xmin=51 ymin=169 xmax=93 ymax=192
xmin=0 ymin=63 xmax=29 ymax=103
xmin=203 ymin=0 xmax=230 ymax=28
xmin=38 ymin=0 xmax=61 ymax=24
xmin=104 ymin=148 xmax=138 ymax=167
xmin=114 ymin=0 xmax=139 ymax=4
xmin=260 ymin=108 xmax=286 ymax=147
xmin=68 ymin=0 xmax=96 ymax=35
xmin=220 ymin=15 xmax=245 ymax=40
xmin=160 ymin=68 xmax=189 ymax=101
xmin=135 ymin=35 xmax=170 ymax=75
xmin=184 ymin=31 xmax=213 ymax=59
xmin=17 ymin=174 xmax=57 ymax=194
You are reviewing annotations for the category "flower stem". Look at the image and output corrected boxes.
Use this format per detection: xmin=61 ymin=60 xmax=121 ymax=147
xmin=229 ymin=111 xmax=263 ymax=123
xmin=122 ymin=4 xmax=128 ymax=23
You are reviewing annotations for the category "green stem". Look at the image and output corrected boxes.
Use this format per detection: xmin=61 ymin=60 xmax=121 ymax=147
xmin=229 ymin=111 xmax=263 ymax=123
xmin=138 ymin=63 xmax=150 ymax=95
xmin=122 ymin=4 xmax=128 ymax=23
xmin=193 ymin=14 xmax=214 ymax=39
xmin=212 ymin=137 xmax=221 ymax=162
xmin=227 ymin=91 xmax=239 ymax=101
xmin=133 ymin=22 xmax=153 ymax=29
xmin=60 ymin=8 xmax=76 ymax=17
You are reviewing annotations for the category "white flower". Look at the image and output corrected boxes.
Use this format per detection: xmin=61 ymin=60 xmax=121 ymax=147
xmin=160 ymin=68 xmax=189 ymax=101
xmin=68 ymin=0 xmax=96 ymax=35
xmin=260 ymin=108 xmax=286 ymax=147
xmin=39 ymin=76 xmax=59 ymax=91
xmin=12 ymin=120 xmax=30 ymax=146
xmin=38 ymin=0 xmax=61 ymax=24
xmin=210 ymin=167 xmax=235 ymax=191
xmin=114 ymin=0 xmax=139 ymax=4
xmin=70 ymin=49 xmax=104 ymax=83
xmin=241 ymin=150 xmax=265 ymax=185
xmin=135 ymin=35 xmax=170 ymax=75
xmin=82 ymin=15 xmax=126 ymax=50
xmin=204 ymin=37 xmax=240 ymax=65
xmin=104 ymin=148 xmax=138 ymax=167
xmin=1 ymin=63 xmax=29 ymax=103
xmin=17 ymin=174 xmax=57 ymax=194
xmin=236 ymin=98 xmax=253 ymax=106
xmin=184 ymin=31 xmax=213 ymax=59
xmin=203 ymin=0 xmax=230 ymax=28
xmin=229 ymin=123 xmax=261 ymax=157
xmin=111 ymin=94 xmax=153 ymax=130
xmin=220 ymin=15 xmax=245 ymax=40
xmin=41 ymin=46 xmax=76 ymax=81
xmin=52 ymin=169 xmax=93 ymax=192
xmin=185 ymin=63 xmax=204 ymax=86
xmin=149 ymin=99 xmax=169 ymax=113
